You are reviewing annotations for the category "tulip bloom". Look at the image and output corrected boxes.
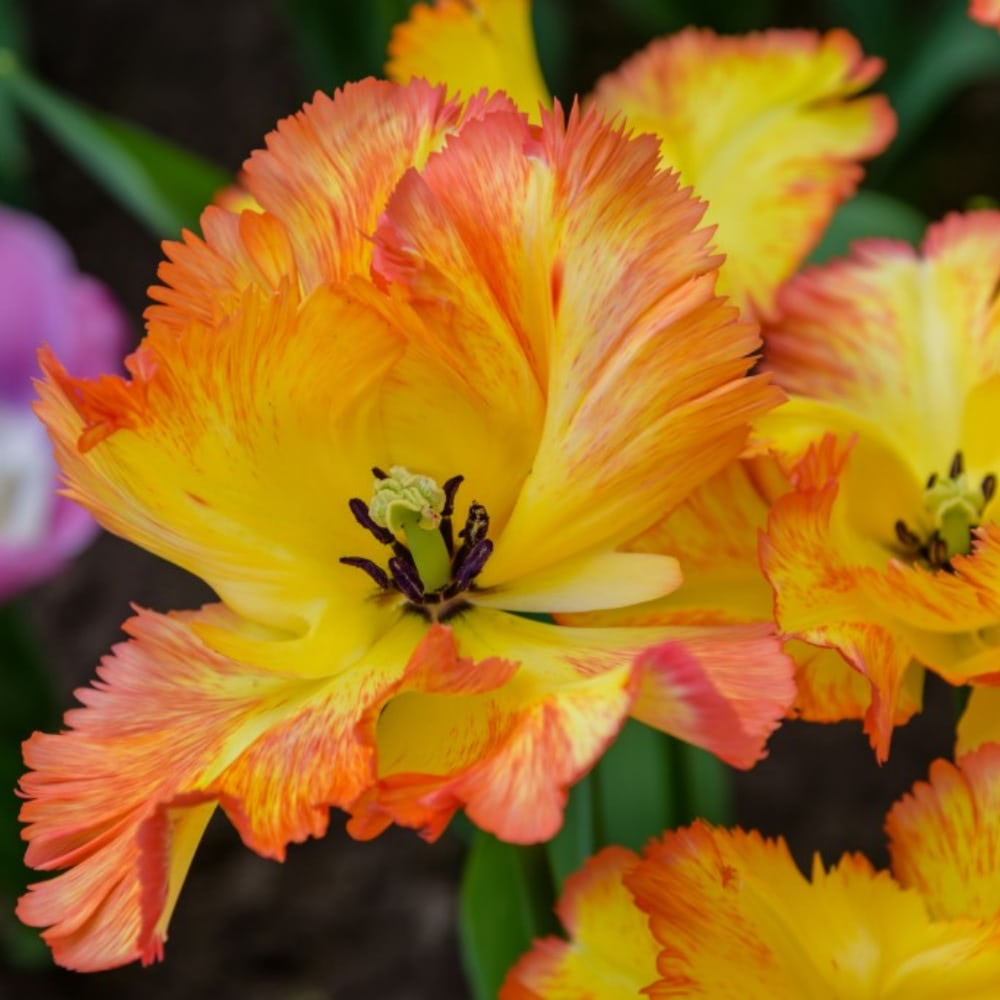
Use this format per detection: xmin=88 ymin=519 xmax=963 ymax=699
xmin=503 ymin=743 xmax=1000 ymax=998
xmin=757 ymin=212 xmax=1000 ymax=759
xmin=0 ymin=206 xmax=128 ymax=602
xmin=19 ymin=81 xmax=793 ymax=970
xmin=387 ymin=1 xmax=895 ymax=317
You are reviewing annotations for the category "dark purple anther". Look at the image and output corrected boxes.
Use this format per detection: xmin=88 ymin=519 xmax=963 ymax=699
xmin=339 ymin=557 xmax=390 ymax=589
xmin=454 ymin=539 xmax=493 ymax=591
xmin=983 ymin=474 xmax=997 ymax=504
xmin=950 ymin=451 xmax=964 ymax=479
xmin=372 ymin=467 xmax=389 ymax=480
xmin=894 ymin=519 xmax=919 ymax=548
xmin=348 ymin=497 xmax=395 ymax=545
xmin=389 ymin=555 xmax=425 ymax=603
xmin=440 ymin=475 xmax=464 ymax=554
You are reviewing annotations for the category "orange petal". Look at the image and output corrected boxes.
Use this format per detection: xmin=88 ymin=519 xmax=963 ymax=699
xmin=386 ymin=0 xmax=550 ymax=115
xmin=593 ymin=28 xmax=895 ymax=317
xmin=500 ymin=846 xmax=658 ymax=999
xmin=886 ymin=744 xmax=1000 ymax=922
xmin=347 ymin=610 xmax=640 ymax=844
xmin=373 ymin=100 xmax=779 ymax=586
xmin=16 ymin=606 xmax=423 ymax=970
xmin=627 ymin=821 xmax=1000 ymax=998
xmin=971 ymin=0 xmax=1000 ymax=29
xmin=146 ymin=78 xmax=515 ymax=330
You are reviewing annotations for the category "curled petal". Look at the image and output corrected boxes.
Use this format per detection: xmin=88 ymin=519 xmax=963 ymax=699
xmin=594 ymin=28 xmax=895 ymax=317
xmin=886 ymin=743 xmax=1000 ymax=922
xmin=627 ymin=822 xmax=1000 ymax=999
xmin=17 ymin=606 xmax=423 ymax=970
xmin=387 ymin=0 xmax=550 ymax=115
xmin=500 ymin=846 xmax=657 ymax=999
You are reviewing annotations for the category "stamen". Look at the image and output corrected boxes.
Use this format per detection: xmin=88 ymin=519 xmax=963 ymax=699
xmin=983 ymin=474 xmax=997 ymax=504
xmin=389 ymin=554 xmax=425 ymax=603
xmin=454 ymin=539 xmax=494 ymax=592
xmin=926 ymin=472 xmax=937 ymax=489
xmin=440 ymin=475 xmax=464 ymax=555
xmin=895 ymin=519 xmax=920 ymax=549
xmin=372 ymin=466 xmax=389 ymax=480
xmin=338 ymin=556 xmax=390 ymax=589
xmin=349 ymin=497 xmax=394 ymax=545
xmin=928 ymin=535 xmax=949 ymax=567
xmin=950 ymin=451 xmax=964 ymax=479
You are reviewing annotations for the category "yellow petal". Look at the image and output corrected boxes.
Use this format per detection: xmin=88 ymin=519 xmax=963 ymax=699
xmin=628 ymin=822 xmax=1000 ymax=999
xmin=471 ymin=549 xmax=682 ymax=613
xmin=500 ymin=846 xmax=658 ymax=999
xmin=957 ymin=685 xmax=1000 ymax=753
xmin=887 ymin=744 xmax=1000 ymax=922
xmin=387 ymin=0 xmax=550 ymax=116
xmin=594 ymin=28 xmax=895 ymax=317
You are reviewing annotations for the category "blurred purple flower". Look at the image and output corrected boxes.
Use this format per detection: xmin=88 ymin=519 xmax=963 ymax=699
xmin=0 ymin=205 xmax=129 ymax=602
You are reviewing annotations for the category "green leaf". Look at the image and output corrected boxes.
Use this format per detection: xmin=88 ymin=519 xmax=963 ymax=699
xmin=594 ymin=719 xmax=676 ymax=852
xmin=0 ymin=50 xmax=228 ymax=235
xmin=675 ymin=743 xmax=731 ymax=826
xmin=0 ymin=602 xmax=57 ymax=966
xmin=0 ymin=0 xmax=28 ymax=203
xmin=545 ymin=773 xmax=594 ymax=891
xmin=808 ymin=191 xmax=927 ymax=265
xmin=459 ymin=833 xmax=555 ymax=1000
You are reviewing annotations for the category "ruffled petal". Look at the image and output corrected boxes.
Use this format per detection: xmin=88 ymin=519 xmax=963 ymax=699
xmin=765 ymin=211 xmax=1000 ymax=477
xmin=36 ymin=284 xmax=406 ymax=640
xmin=147 ymin=79 xmax=515 ymax=330
xmin=346 ymin=610 xmax=641 ymax=844
xmin=762 ymin=437 xmax=1000 ymax=758
xmin=387 ymin=0 xmax=550 ymax=115
xmin=627 ymin=822 xmax=1000 ymax=999
xmin=373 ymin=101 xmax=779 ymax=587
xmin=957 ymin=685 xmax=1000 ymax=753
xmin=500 ymin=846 xmax=658 ymax=999
xmin=593 ymin=28 xmax=895 ymax=317
xmin=16 ymin=606 xmax=424 ymax=970
xmin=886 ymin=744 xmax=1000 ymax=922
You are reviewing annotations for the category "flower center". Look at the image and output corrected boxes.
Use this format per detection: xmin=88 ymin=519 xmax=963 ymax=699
xmin=340 ymin=466 xmax=493 ymax=618
xmin=894 ymin=451 xmax=996 ymax=569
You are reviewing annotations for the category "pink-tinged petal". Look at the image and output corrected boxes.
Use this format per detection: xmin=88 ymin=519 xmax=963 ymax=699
xmin=17 ymin=606 xmax=426 ymax=970
xmin=501 ymin=846 xmax=658 ymax=999
xmin=593 ymin=28 xmax=895 ymax=317
xmin=629 ymin=624 xmax=795 ymax=768
xmin=373 ymin=100 xmax=779 ymax=586
xmin=971 ymin=0 xmax=1000 ymax=30
xmin=886 ymin=744 xmax=1000 ymax=922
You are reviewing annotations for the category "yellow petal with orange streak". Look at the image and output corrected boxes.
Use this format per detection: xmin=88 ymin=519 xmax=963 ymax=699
xmin=887 ymin=744 xmax=1000 ymax=923
xmin=16 ymin=606 xmax=426 ymax=970
xmin=387 ymin=0 xmax=550 ymax=116
xmin=147 ymin=79 xmax=516 ymax=330
xmin=957 ymin=685 xmax=1000 ymax=753
xmin=765 ymin=212 xmax=1000 ymax=478
xmin=373 ymin=101 xmax=778 ymax=587
xmin=627 ymin=822 xmax=1000 ymax=999
xmin=593 ymin=28 xmax=895 ymax=318
xmin=37 ymin=284 xmax=404 ymax=640
xmin=500 ymin=846 xmax=657 ymax=999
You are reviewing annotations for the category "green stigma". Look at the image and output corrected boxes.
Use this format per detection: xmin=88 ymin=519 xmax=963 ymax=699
xmin=370 ymin=466 xmax=451 ymax=592
xmin=924 ymin=454 xmax=991 ymax=559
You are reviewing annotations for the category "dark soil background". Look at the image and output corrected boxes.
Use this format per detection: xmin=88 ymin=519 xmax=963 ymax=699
xmin=1 ymin=0 xmax=995 ymax=996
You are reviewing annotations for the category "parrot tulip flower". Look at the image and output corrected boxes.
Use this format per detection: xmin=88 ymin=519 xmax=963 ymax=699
xmin=387 ymin=1 xmax=896 ymax=317
xmin=757 ymin=211 xmax=1000 ymax=760
xmin=503 ymin=743 xmax=1000 ymax=999
xmin=18 ymin=80 xmax=793 ymax=970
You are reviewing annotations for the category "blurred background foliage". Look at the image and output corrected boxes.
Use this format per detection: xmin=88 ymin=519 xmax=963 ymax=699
xmin=0 ymin=0 xmax=997 ymax=996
